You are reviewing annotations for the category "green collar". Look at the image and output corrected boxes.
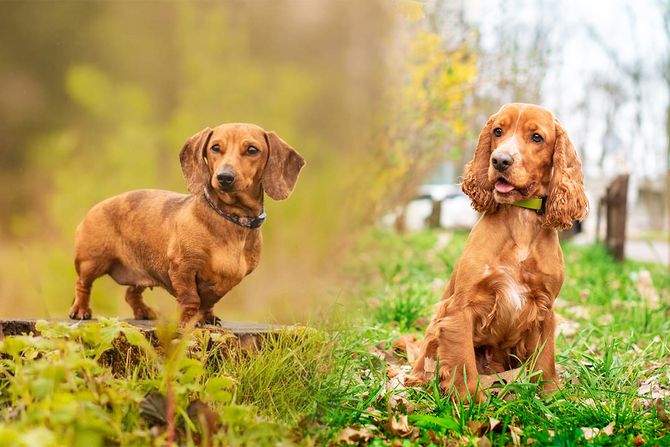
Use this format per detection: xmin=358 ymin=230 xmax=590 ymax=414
xmin=511 ymin=196 xmax=547 ymax=215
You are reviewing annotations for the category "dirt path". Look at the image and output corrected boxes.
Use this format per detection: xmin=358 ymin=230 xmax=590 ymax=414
xmin=625 ymin=239 xmax=669 ymax=265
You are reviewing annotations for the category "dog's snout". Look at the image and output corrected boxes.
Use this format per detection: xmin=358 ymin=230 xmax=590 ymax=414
xmin=491 ymin=153 xmax=513 ymax=172
xmin=217 ymin=169 xmax=236 ymax=188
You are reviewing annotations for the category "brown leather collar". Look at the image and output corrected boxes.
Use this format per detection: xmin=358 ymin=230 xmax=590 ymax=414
xmin=203 ymin=187 xmax=266 ymax=229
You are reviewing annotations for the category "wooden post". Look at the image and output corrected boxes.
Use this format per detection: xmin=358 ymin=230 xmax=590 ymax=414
xmin=604 ymin=174 xmax=629 ymax=262
xmin=426 ymin=198 xmax=442 ymax=228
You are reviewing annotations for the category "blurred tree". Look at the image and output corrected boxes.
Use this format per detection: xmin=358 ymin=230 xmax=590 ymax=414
xmin=357 ymin=1 xmax=478 ymax=220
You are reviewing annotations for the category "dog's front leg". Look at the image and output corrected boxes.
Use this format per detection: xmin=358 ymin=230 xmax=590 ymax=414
xmin=169 ymin=263 xmax=202 ymax=326
xmin=407 ymin=328 xmax=439 ymax=386
xmin=530 ymin=312 xmax=559 ymax=393
xmin=434 ymin=311 xmax=484 ymax=402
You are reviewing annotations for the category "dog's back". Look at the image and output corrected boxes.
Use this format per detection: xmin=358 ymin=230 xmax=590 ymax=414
xmin=75 ymin=189 xmax=191 ymax=293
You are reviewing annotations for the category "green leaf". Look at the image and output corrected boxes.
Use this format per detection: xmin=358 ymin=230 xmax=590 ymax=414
xmin=73 ymin=428 xmax=105 ymax=447
xmin=204 ymin=376 xmax=235 ymax=404
xmin=410 ymin=413 xmax=461 ymax=434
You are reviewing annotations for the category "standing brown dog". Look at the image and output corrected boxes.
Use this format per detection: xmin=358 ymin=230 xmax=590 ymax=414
xmin=69 ymin=123 xmax=305 ymax=326
xmin=408 ymin=103 xmax=588 ymax=401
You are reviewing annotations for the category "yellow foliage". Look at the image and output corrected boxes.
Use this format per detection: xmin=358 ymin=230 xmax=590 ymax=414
xmin=397 ymin=0 xmax=426 ymax=21
xmin=360 ymin=16 xmax=478 ymax=215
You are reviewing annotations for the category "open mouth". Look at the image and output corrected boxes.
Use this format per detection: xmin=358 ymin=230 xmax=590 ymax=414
xmin=494 ymin=178 xmax=516 ymax=194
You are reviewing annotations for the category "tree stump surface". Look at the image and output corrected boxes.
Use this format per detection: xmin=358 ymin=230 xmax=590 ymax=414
xmin=0 ymin=318 xmax=283 ymax=338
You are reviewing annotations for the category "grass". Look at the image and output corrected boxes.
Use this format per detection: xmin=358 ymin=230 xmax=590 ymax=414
xmin=1 ymin=229 xmax=669 ymax=446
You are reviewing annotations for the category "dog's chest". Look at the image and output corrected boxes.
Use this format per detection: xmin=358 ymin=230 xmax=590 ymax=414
xmin=487 ymin=265 xmax=528 ymax=312
xmin=210 ymin=245 xmax=249 ymax=282
xmin=473 ymin=263 xmax=533 ymax=347
xmin=201 ymin=236 xmax=261 ymax=296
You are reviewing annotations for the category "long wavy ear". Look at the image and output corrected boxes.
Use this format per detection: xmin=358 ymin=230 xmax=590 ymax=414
xmin=543 ymin=120 xmax=588 ymax=229
xmin=461 ymin=117 xmax=497 ymax=213
xmin=179 ymin=127 xmax=213 ymax=194
xmin=262 ymin=131 xmax=305 ymax=200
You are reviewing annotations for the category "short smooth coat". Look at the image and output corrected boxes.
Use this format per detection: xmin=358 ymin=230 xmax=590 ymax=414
xmin=69 ymin=123 xmax=304 ymax=325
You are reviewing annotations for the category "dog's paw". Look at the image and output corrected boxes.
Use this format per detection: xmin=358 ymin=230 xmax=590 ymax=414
xmin=68 ymin=305 xmax=92 ymax=320
xmin=133 ymin=305 xmax=158 ymax=321
xmin=202 ymin=314 xmax=223 ymax=327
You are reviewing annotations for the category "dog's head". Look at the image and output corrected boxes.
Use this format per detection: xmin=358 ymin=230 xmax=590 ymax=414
xmin=179 ymin=123 xmax=305 ymax=200
xmin=461 ymin=103 xmax=588 ymax=229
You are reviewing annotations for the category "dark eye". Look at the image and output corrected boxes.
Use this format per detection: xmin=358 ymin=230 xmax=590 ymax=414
xmin=245 ymin=146 xmax=259 ymax=155
xmin=210 ymin=144 xmax=221 ymax=153
xmin=531 ymin=133 xmax=544 ymax=143
xmin=493 ymin=128 xmax=503 ymax=137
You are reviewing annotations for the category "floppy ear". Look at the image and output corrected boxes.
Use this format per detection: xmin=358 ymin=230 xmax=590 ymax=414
xmin=262 ymin=131 xmax=305 ymax=200
xmin=543 ymin=120 xmax=588 ymax=230
xmin=179 ymin=127 xmax=213 ymax=194
xmin=461 ymin=117 xmax=498 ymax=213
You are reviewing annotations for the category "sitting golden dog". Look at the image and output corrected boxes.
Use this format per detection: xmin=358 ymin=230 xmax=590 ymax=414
xmin=69 ymin=124 xmax=305 ymax=326
xmin=409 ymin=103 xmax=588 ymax=400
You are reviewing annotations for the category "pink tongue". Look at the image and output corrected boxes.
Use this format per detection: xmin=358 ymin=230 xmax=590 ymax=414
xmin=495 ymin=180 xmax=515 ymax=193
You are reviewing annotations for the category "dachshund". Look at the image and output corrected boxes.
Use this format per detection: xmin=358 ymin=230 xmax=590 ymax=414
xmin=68 ymin=123 xmax=305 ymax=326
xmin=408 ymin=103 xmax=588 ymax=401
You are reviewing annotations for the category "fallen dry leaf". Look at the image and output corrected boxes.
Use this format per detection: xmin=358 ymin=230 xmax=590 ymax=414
xmin=509 ymin=425 xmax=522 ymax=446
xmin=387 ymin=364 xmax=415 ymax=413
xmin=467 ymin=417 xmax=501 ymax=437
xmin=602 ymin=421 xmax=615 ymax=436
xmin=582 ymin=422 xmax=615 ymax=440
xmin=479 ymin=368 xmax=522 ymax=389
xmin=338 ymin=426 xmax=374 ymax=445
xmin=387 ymin=364 xmax=401 ymax=379
xmin=391 ymin=335 xmax=421 ymax=364
xmin=655 ymin=398 xmax=670 ymax=427
xmin=477 ymin=436 xmax=492 ymax=447
xmin=467 ymin=421 xmax=486 ymax=436
xmin=638 ymin=374 xmax=670 ymax=400
xmin=581 ymin=426 xmax=600 ymax=440
xmin=369 ymin=344 xmax=396 ymax=363
xmin=384 ymin=414 xmax=413 ymax=438
xmin=633 ymin=434 xmax=645 ymax=446
xmin=489 ymin=417 xmax=500 ymax=432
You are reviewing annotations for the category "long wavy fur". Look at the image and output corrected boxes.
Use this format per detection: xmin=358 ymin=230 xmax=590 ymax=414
xmin=543 ymin=120 xmax=588 ymax=229
xmin=461 ymin=117 xmax=499 ymax=213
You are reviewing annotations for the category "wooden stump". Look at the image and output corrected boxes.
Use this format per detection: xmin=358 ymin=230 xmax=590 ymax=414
xmin=0 ymin=318 xmax=281 ymax=338
xmin=0 ymin=319 xmax=287 ymax=374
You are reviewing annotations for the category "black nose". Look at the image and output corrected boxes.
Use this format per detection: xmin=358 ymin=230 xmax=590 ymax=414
xmin=217 ymin=171 xmax=236 ymax=187
xmin=492 ymin=153 xmax=513 ymax=172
